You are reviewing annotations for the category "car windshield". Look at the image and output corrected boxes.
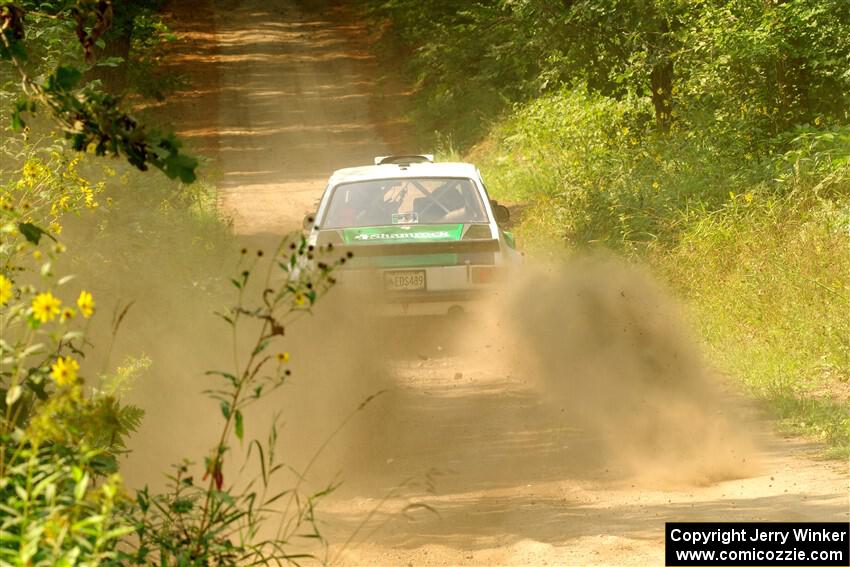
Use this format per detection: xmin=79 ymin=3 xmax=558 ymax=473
xmin=322 ymin=177 xmax=488 ymax=228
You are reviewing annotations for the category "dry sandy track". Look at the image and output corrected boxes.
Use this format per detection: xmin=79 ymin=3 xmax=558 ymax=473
xmin=159 ymin=1 xmax=849 ymax=565
xmin=164 ymin=0 xmax=408 ymax=233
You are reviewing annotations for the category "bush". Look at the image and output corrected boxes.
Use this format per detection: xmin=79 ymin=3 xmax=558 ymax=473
xmin=473 ymin=85 xmax=850 ymax=455
xmin=0 ymin=444 xmax=131 ymax=566
xmin=1 ymin=126 xmax=351 ymax=563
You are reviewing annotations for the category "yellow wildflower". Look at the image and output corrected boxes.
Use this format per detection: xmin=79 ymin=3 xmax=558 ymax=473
xmin=21 ymin=159 xmax=46 ymax=187
xmin=744 ymin=193 xmax=754 ymax=204
xmin=50 ymin=356 xmax=79 ymax=386
xmin=33 ymin=250 xmax=42 ymax=260
xmin=77 ymin=290 xmax=95 ymax=318
xmin=293 ymin=292 xmax=306 ymax=306
xmin=276 ymin=352 xmax=290 ymax=364
xmin=22 ymin=160 xmax=39 ymax=178
xmin=0 ymin=275 xmax=12 ymax=305
xmin=60 ymin=307 xmax=75 ymax=322
xmin=82 ymin=186 xmax=98 ymax=209
xmin=32 ymin=292 xmax=62 ymax=323
xmin=652 ymin=181 xmax=660 ymax=190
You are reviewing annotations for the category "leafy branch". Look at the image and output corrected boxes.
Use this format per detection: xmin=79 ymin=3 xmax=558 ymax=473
xmin=1 ymin=0 xmax=198 ymax=182
xmin=127 ymin=235 xmax=355 ymax=565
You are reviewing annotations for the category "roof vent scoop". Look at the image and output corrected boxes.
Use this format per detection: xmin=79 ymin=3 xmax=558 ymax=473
xmin=374 ymin=154 xmax=434 ymax=165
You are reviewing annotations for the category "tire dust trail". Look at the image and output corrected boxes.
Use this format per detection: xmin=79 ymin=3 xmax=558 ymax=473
xmin=156 ymin=1 xmax=850 ymax=565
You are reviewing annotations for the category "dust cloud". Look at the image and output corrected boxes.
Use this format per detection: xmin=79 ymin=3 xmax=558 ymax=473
xmin=57 ymin=183 xmax=238 ymax=487
xmin=62 ymin=188 xmax=759 ymax=496
xmin=483 ymin=254 xmax=761 ymax=486
xmin=262 ymin=281 xmax=399 ymax=482
xmin=61 ymin=196 xmax=399 ymax=493
xmin=269 ymin=251 xmax=761 ymax=492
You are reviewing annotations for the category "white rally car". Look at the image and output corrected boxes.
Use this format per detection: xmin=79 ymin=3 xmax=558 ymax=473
xmin=306 ymin=155 xmax=520 ymax=316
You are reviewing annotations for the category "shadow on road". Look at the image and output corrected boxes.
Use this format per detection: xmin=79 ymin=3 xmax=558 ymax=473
xmin=158 ymin=0 xmax=411 ymax=233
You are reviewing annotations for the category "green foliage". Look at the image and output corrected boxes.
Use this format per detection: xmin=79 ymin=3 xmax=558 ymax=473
xmin=370 ymin=0 xmax=850 ymax=454
xmin=654 ymin=186 xmax=849 ymax=456
xmin=473 ymin=86 xmax=649 ymax=244
xmin=363 ymin=0 xmax=542 ymax=144
xmin=473 ymin=86 xmax=850 ymax=455
xmin=675 ymin=0 xmax=850 ymax=136
xmin=2 ymin=132 xmax=350 ymax=562
xmin=363 ymin=0 xmax=850 ymax=146
xmin=122 ymin=4 xmax=186 ymax=100
xmin=0 ymin=0 xmax=198 ymax=183
xmin=0 ymin=443 xmax=132 ymax=566
xmin=126 ymin=236 xmax=351 ymax=565
xmin=477 ymin=85 xmax=850 ymax=246
xmin=0 ymin=228 xmax=142 ymax=565
xmin=1 ymin=2 xmax=356 ymax=563
xmin=0 ymin=141 xmax=105 ymax=249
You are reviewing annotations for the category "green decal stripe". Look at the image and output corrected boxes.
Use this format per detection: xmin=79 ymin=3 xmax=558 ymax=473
xmin=342 ymin=224 xmax=464 ymax=244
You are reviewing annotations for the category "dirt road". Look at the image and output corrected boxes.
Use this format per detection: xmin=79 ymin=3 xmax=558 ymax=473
xmin=161 ymin=1 xmax=849 ymax=565
xmin=164 ymin=0 xmax=408 ymax=233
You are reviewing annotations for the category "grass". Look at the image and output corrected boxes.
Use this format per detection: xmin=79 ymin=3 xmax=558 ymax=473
xmin=657 ymin=193 xmax=850 ymax=457
xmin=467 ymin=86 xmax=850 ymax=457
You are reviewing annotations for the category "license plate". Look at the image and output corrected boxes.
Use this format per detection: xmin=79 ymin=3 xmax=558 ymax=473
xmin=383 ymin=270 xmax=426 ymax=291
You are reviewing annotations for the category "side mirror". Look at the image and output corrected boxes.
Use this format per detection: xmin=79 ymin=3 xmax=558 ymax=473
xmin=303 ymin=214 xmax=315 ymax=231
xmin=491 ymin=201 xmax=510 ymax=226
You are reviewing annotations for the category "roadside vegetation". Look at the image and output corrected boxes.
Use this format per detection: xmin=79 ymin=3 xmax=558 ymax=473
xmin=361 ymin=0 xmax=850 ymax=456
xmin=1 ymin=0 xmax=847 ymax=562
xmin=1 ymin=2 xmax=348 ymax=563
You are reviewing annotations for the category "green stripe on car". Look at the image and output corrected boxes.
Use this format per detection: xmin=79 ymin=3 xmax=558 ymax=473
xmin=342 ymin=224 xmax=464 ymax=244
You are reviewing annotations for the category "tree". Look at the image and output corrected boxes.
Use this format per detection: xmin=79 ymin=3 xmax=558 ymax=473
xmin=0 ymin=0 xmax=197 ymax=183
xmin=365 ymin=0 xmax=850 ymax=143
xmin=90 ymin=0 xmax=164 ymax=93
